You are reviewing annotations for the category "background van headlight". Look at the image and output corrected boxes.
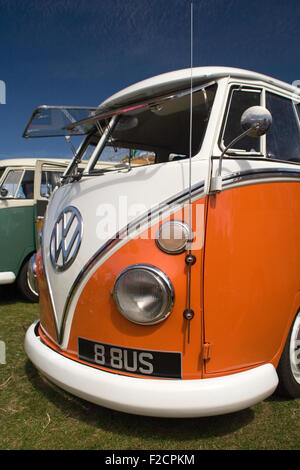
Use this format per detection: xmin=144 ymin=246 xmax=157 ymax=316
xmin=112 ymin=265 xmax=174 ymax=325
xmin=28 ymin=254 xmax=39 ymax=296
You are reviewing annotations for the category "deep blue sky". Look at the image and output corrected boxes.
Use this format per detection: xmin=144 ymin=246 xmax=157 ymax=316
xmin=0 ymin=0 xmax=299 ymax=159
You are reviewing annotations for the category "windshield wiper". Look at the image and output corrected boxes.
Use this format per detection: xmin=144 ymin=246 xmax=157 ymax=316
xmin=62 ymin=162 xmax=130 ymax=182
xmin=90 ymin=162 xmax=130 ymax=173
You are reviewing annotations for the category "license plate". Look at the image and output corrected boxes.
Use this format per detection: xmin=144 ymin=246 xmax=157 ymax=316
xmin=78 ymin=337 xmax=182 ymax=379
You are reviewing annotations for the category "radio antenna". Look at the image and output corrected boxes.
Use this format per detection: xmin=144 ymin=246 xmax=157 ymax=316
xmin=188 ymin=2 xmax=193 ymax=232
xmin=183 ymin=1 xmax=196 ymax=344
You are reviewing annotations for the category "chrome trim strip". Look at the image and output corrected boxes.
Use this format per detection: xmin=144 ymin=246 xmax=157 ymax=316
xmin=222 ymin=167 xmax=300 ymax=188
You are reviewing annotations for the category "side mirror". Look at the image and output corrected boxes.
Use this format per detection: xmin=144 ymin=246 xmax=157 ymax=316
xmin=0 ymin=187 xmax=8 ymax=198
xmin=211 ymin=106 xmax=272 ymax=194
xmin=240 ymin=106 xmax=272 ymax=137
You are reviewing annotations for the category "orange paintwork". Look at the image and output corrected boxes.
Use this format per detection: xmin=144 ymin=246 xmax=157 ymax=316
xmin=38 ymin=181 xmax=300 ymax=381
xmin=203 ymin=182 xmax=300 ymax=375
xmin=36 ymin=248 xmax=57 ymax=344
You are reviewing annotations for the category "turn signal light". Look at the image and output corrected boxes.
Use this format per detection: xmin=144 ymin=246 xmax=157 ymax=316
xmin=156 ymin=221 xmax=192 ymax=254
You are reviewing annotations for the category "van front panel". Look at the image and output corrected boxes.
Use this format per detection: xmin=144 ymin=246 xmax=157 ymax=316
xmin=37 ymin=197 xmax=208 ymax=381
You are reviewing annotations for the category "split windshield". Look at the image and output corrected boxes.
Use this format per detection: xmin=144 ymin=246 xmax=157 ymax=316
xmin=67 ymin=82 xmax=217 ymax=177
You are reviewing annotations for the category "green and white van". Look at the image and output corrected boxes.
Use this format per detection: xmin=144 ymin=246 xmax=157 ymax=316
xmin=0 ymin=158 xmax=70 ymax=302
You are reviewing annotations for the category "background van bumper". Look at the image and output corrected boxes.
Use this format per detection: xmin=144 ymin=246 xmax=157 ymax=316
xmin=0 ymin=271 xmax=16 ymax=285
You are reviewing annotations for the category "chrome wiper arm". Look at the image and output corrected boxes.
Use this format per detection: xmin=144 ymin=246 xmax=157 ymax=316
xmin=91 ymin=162 xmax=130 ymax=174
xmin=76 ymin=162 xmax=130 ymax=178
xmin=62 ymin=116 xmax=121 ymax=183
xmin=83 ymin=115 xmax=120 ymax=174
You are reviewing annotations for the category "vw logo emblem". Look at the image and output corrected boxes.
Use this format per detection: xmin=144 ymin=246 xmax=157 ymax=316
xmin=50 ymin=206 xmax=83 ymax=271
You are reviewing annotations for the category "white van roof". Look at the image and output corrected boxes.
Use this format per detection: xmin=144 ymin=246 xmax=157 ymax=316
xmin=97 ymin=66 xmax=298 ymax=114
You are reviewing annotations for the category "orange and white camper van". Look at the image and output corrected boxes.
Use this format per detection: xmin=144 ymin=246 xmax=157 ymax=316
xmin=24 ymin=67 xmax=300 ymax=417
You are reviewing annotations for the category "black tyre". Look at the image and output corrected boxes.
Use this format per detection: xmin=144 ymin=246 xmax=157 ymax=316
xmin=277 ymin=311 xmax=300 ymax=398
xmin=17 ymin=259 xmax=39 ymax=303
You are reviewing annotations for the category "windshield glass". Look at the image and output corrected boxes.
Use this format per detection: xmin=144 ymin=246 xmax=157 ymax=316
xmin=79 ymin=83 xmax=217 ymax=173
xmin=23 ymin=106 xmax=97 ymax=138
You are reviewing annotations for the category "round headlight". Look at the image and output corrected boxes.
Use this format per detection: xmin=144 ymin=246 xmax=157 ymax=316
xmin=156 ymin=220 xmax=192 ymax=254
xmin=113 ymin=265 xmax=174 ymax=325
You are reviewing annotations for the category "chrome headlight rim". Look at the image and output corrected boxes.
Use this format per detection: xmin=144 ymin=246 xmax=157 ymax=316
xmin=156 ymin=220 xmax=192 ymax=255
xmin=113 ymin=264 xmax=175 ymax=325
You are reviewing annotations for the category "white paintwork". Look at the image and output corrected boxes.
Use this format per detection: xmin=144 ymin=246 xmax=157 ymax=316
xmin=0 ymin=199 xmax=35 ymax=210
xmin=97 ymin=66 xmax=299 ymax=113
xmin=25 ymin=321 xmax=278 ymax=418
xmin=0 ymin=272 xmax=16 ymax=285
xmin=0 ymin=158 xmax=72 ymax=204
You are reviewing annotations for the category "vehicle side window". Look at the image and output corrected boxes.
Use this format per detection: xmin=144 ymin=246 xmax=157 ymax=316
xmin=16 ymin=170 xmax=34 ymax=199
xmin=0 ymin=168 xmax=5 ymax=182
xmin=266 ymin=93 xmax=300 ymax=163
xmin=296 ymin=103 xmax=300 ymax=121
xmin=222 ymin=88 xmax=262 ymax=152
xmin=1 ymin=169 xmax=23 ymax=198
xmin=40 ymin=171 xmax=62 ymax=198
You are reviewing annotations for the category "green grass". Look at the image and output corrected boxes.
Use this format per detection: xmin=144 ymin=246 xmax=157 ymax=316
xmin=0 ymin=285 xmax=299 ymax=450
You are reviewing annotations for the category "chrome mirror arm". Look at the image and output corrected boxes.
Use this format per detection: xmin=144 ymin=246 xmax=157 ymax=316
xmin=210 ymin=106 xmax=272 ymax=194
xmin=210 ymin=125 xmax=259 ymax=194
